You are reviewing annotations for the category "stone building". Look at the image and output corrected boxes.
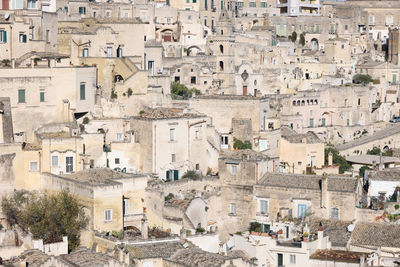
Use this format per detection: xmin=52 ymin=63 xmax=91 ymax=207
xmin=130 ymin=108 xmax=219 ymax=180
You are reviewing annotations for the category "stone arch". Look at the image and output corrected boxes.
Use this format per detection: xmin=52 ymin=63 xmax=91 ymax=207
xmin=311 ymin=38 xmax=319 ymax=50
xmin=293 ymin=100 xmax=296 ymax=106
xmin=219 ymin=44 xmax=224 ymax=54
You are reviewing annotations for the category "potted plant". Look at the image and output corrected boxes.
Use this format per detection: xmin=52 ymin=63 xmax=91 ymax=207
xmin=302 ymin=232 xmax=309 ymax=242
xmin=277 ymin=229 xmax=283 ymax=235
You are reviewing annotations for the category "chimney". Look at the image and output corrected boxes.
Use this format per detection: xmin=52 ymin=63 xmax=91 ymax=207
xmin=317 ymin=223 xmax=325 ymax=249
xmin=141 ymin=215 xmax=148 ymax=239
xmin=328 ymin=152 xmax=333 ymax=166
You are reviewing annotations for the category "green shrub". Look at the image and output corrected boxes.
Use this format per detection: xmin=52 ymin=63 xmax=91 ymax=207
xmin=111 ymin=90 xmax=118 ymax=99
xmin=299 ymin=33 xmax=305 ymax=46
xmin=181 ymin=170 xmax=200 ymax=180
xmin=170 ymin=82 xmax=201 ymax=99
xmin=139 ymin=110 xmax=145 ymax=115
xmin=111 ymin=230 xmax=123 ymax=239
xmin=353 ymin=74 xmax=373 ymax=85
xmin=164 ymin=193 xmax=174 ymax=202
xmin=82 ymin=117 xmax=89 ymax=124
xmin=196 ymin=227 xmax=205 ymax=233
xmin=289 ymin=31 xmax=297 ymax=42
xmin=249 ymin=222 xmax=261 ymax=232
xmin=233 ymin=138 xmax=252 ymax=150
xmin=127 ymin=88 xmax=133 ymax=97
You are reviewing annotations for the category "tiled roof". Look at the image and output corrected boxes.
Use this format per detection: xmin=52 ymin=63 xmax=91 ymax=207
xmin=281 ymin=126 xmax=322 ymax=144
xmin=219 ymin=149 xmax=269 ymax=162
xmin=310 ymin=249 xmax=364 ymax=263
xmin=169 ymin=248 xmax=249 ymax=267
xmin=350 ymin=222 xmax=400 ymax=248
xmin=59 ymin=247 xmax=124 ymax=266
xmin=6 ymin=250 xmax=50 ymax=267
xmin=346 ymin=155 xmax=400 ymax=165
xmin=128 ymin=240 xmax=186 ymax=259
xmin=308 ymin=218 xmax=353 ymax=247
xmin=133 ymin=108 xmax=205 ymax=120
xmin=327 ymin=177 xmax=358 ymax=193
xmin=367 ymin=168 xmax=400 ymax=181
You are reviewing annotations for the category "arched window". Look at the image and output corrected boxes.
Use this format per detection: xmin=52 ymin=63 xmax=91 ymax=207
xmin=297 ymin=100 xmax=300 ymax=106
xmin=219 ymin=44 xmax=224 ymax=54
xmin=219 ymin=61 xmax=224 ymax=71
xmin=293 ymin=100 xmax=296 ymax=106
xmin=301 ymin=100 xmax=305 ymax=106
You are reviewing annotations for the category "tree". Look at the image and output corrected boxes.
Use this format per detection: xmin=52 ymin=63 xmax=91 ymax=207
xmin=290 ymin=31 xmax=297 ymax=43
xmin=359 ymin=165 xmax=371 ymax=177
xmin=1 ymin=190 xmax=88 ymax=252
xmin=170 ymin=82 xmax=201 ymax=99
xmin=353 ymin=74 xmax=373 ymax=85
xmin=299 ymin=33 xmax=305 ymax=46
xmin=233 ymin=138 xmax=252 ymax=150
xmin=324 ymin=146 xmax=351 ymax=174
xmin=366 ymin=146 xmax=381 ymax=155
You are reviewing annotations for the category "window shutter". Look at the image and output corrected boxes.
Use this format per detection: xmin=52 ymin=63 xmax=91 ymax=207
xmin=173 ymin=170 xmax=179 ymax=180
xmin=3 ymin=31 xmax=7 ymax=43
xmin=23 ymin=34 xmax=27 ymax=43
xmin=166 ymin=171 xmax=170 ymax=179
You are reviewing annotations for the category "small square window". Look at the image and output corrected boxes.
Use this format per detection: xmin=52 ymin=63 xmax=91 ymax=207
xmin=30 ymin=161 xmax=38 ymax=172
xmin=115 ymin=158 xmax=120 ymax=164
xmin=170 ymin=128 xmax=175 ymax=141
xmin=116 ymin=133 xmax=123 ymax=141
xmin=229 ymin=203 xmax=236 ymax=215
xmin=51 ymin=156 xmax=58 ymax=167
xmin=40 ymin=92 xmax=45 ymax=102
xmin=104 ymin=209 xmax=112 ymax=222
xmin=290 ymin=255 xmax=296 ymax=264
xmin=231 ymin=165 xmax=237 ymax=175
xmin=171 ymin=154 xmax=176 ymax=162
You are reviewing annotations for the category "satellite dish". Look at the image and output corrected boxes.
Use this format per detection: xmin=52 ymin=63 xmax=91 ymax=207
xmin=347 ymin=224 xmax=355 ymax=232
xmin=4 ymin=13 xmax=10 ymax=20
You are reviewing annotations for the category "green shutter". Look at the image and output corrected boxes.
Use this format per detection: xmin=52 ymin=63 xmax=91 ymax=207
xmin=166 ymin=171 xmax=170 ymax=180
xmin=23 ymin=34 xmax=27 ymax=43
xmin=80 ymin=84 xmax=85 ymax=100
xmin=18 ymin=89 xmax=25 ymax=103
xmin=40 ymin=92 xmax=45 ymax=102
xmin=173 ymin=170 xmax=179 ymax=181
xmin=3 ymin=31 xmax=7 ymax=43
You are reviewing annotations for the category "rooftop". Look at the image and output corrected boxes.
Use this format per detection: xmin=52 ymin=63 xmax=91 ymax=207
xmin=350 ymin=222 xmax=400 ymax=248
xmin=193 ymin=94 xmax=266 ymax=100
xmin=59 ymin=247 xmax=123 ymax=266
xmin=128 ymin=240 xmax=187 ymax=259
xmin=168 ymin=248 xmax=250 ymax=267
xmin=132 ymin=108 xmax=205 ymax=120
xmin=308 ymin=218 xmax=353 ymax=247
xmin=281 ymin=126 xmax=322 ymax=144
xmin=346 ymin=155 xmax=400 ymax=165
xmin=366 ymin=168 xmax=400 ymax=181
xmin=336 ymin=124 xmax=400 ymax=151
xmin=59 ymin=168 xmax=139 ymax=186
xmin=220 ymin=149 xmax=269 ymax=162
xmin=257 ymin=173 xmax=358 ymax=193
xmin=310 ymin=249 xmax=364 ymax=263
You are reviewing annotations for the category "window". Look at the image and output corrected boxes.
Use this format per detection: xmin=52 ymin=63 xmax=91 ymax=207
xmin=193 ymin=0 xmax=197 ymax=3
xmin=195 ymin=130 xmax=199 ymax=139
xmin=204 ymin=16 xmax=207 ymax=26
xmin=82 ymin=48 xmax=89 ymax=58
xmin=80 ymin=83 xmax=86 ymax=100
xmin=46 ymin=30 xmax=50 ymax=43
xmin=368 ymin=15 xmax=375 ymax=25
xmin=115 ymin=158 xmax=120 ymax=164
xmin=171 ymin=154 xmax=176 ymax=162
xmin=51 ymin=155 xmax=58 ymax=167
xmin=191 ymin=76 xmax=196 ymax=84
xmin=27 ymin=0 xmax=37 ymax=9
xmin=231 ymin=165 xmax=237 ymax=175
xmin=106 ymin=11 xmax=111 ymax=17
xmin=321 ymin=118 xmax=326 ymax=126
xmin=260 ymin=2 xmax=266 ymax=7
xmin=19 ymin=33 xmax=27 ymax=43
xmin=64 ymin=6 xmax=68 ymax=13
xmin=341 ymin=44 xmax=345 ymax=49
xmin=290 ymin=255 xmax=296 ymax=264
xmin=229 ymin=203 xmax=236 ymax=215
xmin=344 ymin=25 xmax=348 ymax=31
xmin=196 ymin=163 xmax=199 ymax=170
xmin=297 ymin=204 xmax=307 ymax=218
xmin=0 ymin=30 xmax=7 ymax=43
xmin=18 ymin=89 xmax=25 ymax=103
xmin=309 ymin=118 xmax=314 ymax=127
xmin=221 ymin=135 xmax=228 ymax=148
xmin=358 ymin=98 xmax=361 ymax=106
xmin=30 ymin=161 xmax=38 ymax=172
xmin=79 ymin=7 xmax=86 ymax=15
xmin=259 ymin=199 xmax=268 ymax=214
xmin=66 ymin=156 xmax=73 ymax=173
xmin=219 ymin=44 xmax=224 ymax=54
xmin=148 ymin=61 xmax=154 ymax=75
xmin=219 ymin=61 xmax=224 ymax=71
xmin=40 ymin=92 xmax=45 ymax=102
xmin=107 ymin=47 xmax=112 ymax=57
xmin=205 ymin=0 xmax=207 ymax=9
xmin=237 ymin=1 xmax=243 ymax=6
xmin=104 ymin=209 xmax=112 ymax=222
xmin=386 ymin=15 xmax=393 ymax=26
xmin=331 ymin=207 xmax=339 ymax=219
xmin=170 ymin=128 xmax=175 ymax=141
xmin=249 ymin=2 xmax=256 ymax=7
